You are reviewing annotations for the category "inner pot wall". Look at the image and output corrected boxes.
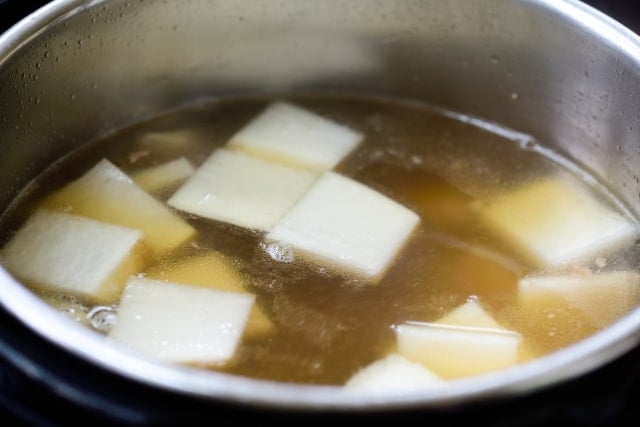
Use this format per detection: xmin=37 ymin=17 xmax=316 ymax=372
xmin=1 ymin=0 xmax=640 ymax=422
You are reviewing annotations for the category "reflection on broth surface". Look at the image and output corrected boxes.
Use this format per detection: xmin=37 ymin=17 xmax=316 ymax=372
xmin=1 ymin=94 xmax=639 ymax=391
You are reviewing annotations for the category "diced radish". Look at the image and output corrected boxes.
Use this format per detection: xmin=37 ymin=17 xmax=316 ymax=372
xmin=519 ymin=270 xmax=640 ymax=328
xmin=344 ymin=353 xmax=447 ymax=394
xmin=132 ymin=157 xmax=195 ymax=193
xmin=472 ymin=176 xmax=638 ymax=267
xmin=42 ymin=158 xmax=196 ymax=256
xmin=109 ymin=277 xmax=254 ymax=365
xmin=168 ymin=148 xmax=318 ymax=231
xmin=1 ymin=209 xmax=146 ymax=303
xmin=145 ymin=251 xmax=276 ymax=339
xmin=228 ymin=101 xmax=363 ymax=171
xmin=396 ymin=322 xmax=521 ymax=379
xmin=267 ymin=171 xmax=420 ymax=282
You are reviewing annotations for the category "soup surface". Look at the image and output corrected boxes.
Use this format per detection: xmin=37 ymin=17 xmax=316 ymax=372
xmin=1 ymin=94 xmax=639 ymax=391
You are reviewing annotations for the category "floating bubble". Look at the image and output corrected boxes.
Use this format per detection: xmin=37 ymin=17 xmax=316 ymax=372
xmin=49 ymin=295 xmax=88 ymax=324
xmin=519 ymin=138 xmax=537 ymax=151
xmin=87 ymin=305 xmax=117 ymax=333
xmin=265 ymin=242 xmax=295 ymax=263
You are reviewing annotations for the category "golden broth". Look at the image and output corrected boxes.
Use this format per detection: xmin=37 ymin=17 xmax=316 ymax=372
xmin=1 ymin=94 xmax=638 ymax=386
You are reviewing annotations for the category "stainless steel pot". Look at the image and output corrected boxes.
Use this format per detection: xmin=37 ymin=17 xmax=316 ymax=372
xmin=2 ymin=0 xmax=640 ymax=423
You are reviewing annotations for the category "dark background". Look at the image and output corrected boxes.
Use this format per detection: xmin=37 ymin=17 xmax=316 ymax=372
xmin=588 ymin=0 xmax=640 ymax=31
xmin=2 ymin=0 xmax=640 ymax=426
xmin=2 ymin=1 xmax=640 ymax=35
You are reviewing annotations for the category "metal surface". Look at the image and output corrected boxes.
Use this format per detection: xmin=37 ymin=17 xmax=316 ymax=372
xmin=1 ymin=0 xmax=640 ymax=415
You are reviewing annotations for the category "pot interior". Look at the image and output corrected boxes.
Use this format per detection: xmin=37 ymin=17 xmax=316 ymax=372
xmin=2 ymin=0 xmax=640 ymax=411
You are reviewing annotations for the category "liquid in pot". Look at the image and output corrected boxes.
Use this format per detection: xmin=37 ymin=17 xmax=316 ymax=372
xmin=1 ymin=94 xmax=639 ymax=390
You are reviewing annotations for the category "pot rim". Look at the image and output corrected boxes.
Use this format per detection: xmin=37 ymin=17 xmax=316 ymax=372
xmin=2 ymin=0 xmax=640 ymax=411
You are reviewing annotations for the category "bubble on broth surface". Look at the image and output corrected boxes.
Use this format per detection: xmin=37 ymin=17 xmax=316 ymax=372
xmin=88 ymin=305 xmax=117 ymax=333
xmin=44 ymin=294 xmax=89 ymax=325
xmin=264 ymin=241 xmax=295 ymax=263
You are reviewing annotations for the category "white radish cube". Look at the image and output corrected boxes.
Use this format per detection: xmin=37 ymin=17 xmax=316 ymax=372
xmin=473 ymin=177 xmax=638 ymax=268
xmin=267 ymin=171 xmax=420 ymax=282
xmin=344 ymin=353 xmax=447 ymax=395
xmin=132 ymin=157 xmax=195 ymax=193
xmin=519 ymin=270 xmax=640 ymax=328
xmin=436 ymin=298 xmax=539 ymax=362
xmin=436 ymin=298 xmax=504 ymax=329
xmin=42 ymin=159 xmax=196 ymax=256
xmin=0 ymin=209 xmax=146 ymax=303
xmin=396 ymin=322 xmax=521 ymax=379
xmin=168 ymin=148 xmax=318 ymax=231
xmin=145 ymin=251 xmax=276 ymax=339
xmin=227 ymin=101 xmax=363 ymax=171
xmin=109 ymin=277 xmax=255 ymax=365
